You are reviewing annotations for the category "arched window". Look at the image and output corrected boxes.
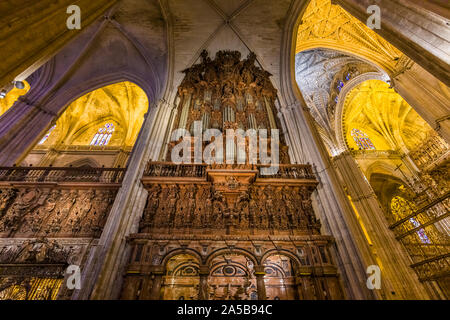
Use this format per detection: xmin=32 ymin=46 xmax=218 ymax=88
xmin=351 ymin=128 xmax=376 ymax=150
xmin=90 ymin=123 xmax=115 ymax=146
xmin=38 ymin=125 xmax=56 ymax=145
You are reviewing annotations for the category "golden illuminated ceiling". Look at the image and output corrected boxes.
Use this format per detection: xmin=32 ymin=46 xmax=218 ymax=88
xmin=343 ymin=80 xmax=432 ymax=152
xmin=295 ymin=1 xmax=436 ymax=157
xmin=0 ymin=81 xmax=30 ymax=117
xmin=296 ymin=0 xmax=402 ymax=73
xmin=40 ymin=81 xmax=148 ymax=148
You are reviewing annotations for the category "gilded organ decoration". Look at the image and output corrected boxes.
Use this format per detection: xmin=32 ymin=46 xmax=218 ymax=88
xmin=0 ymin=277 xmax=63 ymax=300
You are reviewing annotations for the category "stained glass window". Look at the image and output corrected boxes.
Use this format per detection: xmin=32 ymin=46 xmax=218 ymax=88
xmin=90 ymin=123 xmax=115 ymax=146
xmin=409 ymin=218 xmax=431 ymax=244
xmin=390 ymin=196 xmax=431 ymax=244
xmin=38 ymin=125 xmax=56 ymax=145
xmin=351 ymin=128 xmax=376 ymax=150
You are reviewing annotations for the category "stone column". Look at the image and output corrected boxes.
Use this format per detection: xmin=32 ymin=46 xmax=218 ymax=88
xmin=254 ymin=265 xmax=267 ymax=300
xmin=198 ymin=265 xmax=210 ymax=300
xmin=113 ymin=148 xmax=132 ymax=168
xmin=407 ymin=0 xmax=450 ymax=19
xmin=332 ymin=151 xmax=432 ymax=299
xmin=281 ymin=105 xmax=377 ymax=300
xmin=390 ymin=59 xmax=450 ymax=143
xmin=332 ymin=0 xmax=450 ymax=86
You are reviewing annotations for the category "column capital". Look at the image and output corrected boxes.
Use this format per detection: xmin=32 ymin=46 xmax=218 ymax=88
xmin=254 ymin=265 xmax=266 ymax=275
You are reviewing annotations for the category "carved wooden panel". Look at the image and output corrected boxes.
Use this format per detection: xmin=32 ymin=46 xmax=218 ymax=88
xmin=0 ymin=187 xmax=117 ymax=238
xmin=140 ymin=183 xmax=321 ymax=235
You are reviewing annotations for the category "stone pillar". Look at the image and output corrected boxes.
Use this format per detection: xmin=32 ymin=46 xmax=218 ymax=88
xmin=280 ymin=105 xmax=376 ymax=300
xmin=332 ymin=151 xmax=432 ymax=299
xmin=332 ymin=0 xmax=450 ymax=86
xmin=390 ymin=59 xmax=450 ymax=143
xmin=198 ymin=265 xmax=209 ymax=300
xmin=407 ymin=0 xmax=450 ymax=19
xmin=0 ymin=0 xmax=118 ymax=89
xmin=149 ymin=267 xmax=164 ymax=300
xmin=254 ymin=265 xmax=267 ymax=300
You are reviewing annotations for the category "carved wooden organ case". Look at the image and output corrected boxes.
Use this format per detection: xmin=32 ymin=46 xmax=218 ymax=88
xmin=121 ymin=51 xmax=344 ymax=300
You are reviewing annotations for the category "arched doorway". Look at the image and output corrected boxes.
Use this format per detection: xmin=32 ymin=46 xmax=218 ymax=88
xmin=162 ymin=254 xmax=200 ymax=300
xmin=208 ymin=254 xmax=258 ymax=300
xmin=263 ymin=254 xmax=297 ymax=300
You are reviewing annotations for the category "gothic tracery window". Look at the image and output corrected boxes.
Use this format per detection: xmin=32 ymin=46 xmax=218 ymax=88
xmin=90 ymin=123 xmax=115 ymax=146
xmin=351 ymin=128 xmax=376 ymax=150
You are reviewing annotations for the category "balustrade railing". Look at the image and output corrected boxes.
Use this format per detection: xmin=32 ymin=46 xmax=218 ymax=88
xmin=256 ymin=164 xmax=316 ymax=180
xmin=144 ymin=162 xmax=208 ymax=178
xmin=389 ymin=192 xmax=450 ymax=282
xmin=409 ymin=132 xmax=449 ymax=170
xmin=0 ymin=166 xmax=126 ymax=183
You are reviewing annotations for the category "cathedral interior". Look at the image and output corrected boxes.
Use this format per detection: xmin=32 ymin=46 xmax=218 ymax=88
xmin=0 ymin=0 xmax=448 ymax=300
